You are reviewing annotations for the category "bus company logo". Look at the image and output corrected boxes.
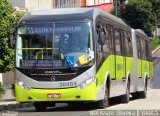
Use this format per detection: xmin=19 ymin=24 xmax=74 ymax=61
xmin=50 ymin=76 xmax=56 ymax=81
xmin=45 ymin=71 xmax=62 ymax=74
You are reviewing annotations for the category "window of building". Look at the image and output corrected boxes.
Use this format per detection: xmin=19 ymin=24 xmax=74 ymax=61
xmin=53 ymin=0 xmax=75 ymax=8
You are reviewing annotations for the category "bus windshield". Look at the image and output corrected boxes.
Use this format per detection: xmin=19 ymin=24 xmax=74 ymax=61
xmin=16 ymin=22 xmax=94 ymax=69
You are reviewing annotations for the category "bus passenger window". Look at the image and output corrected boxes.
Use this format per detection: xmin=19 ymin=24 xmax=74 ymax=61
xmin=141 ymin=39 xmax=146 ymax=60
xmin=136 ymin=36 xmax=141 ymax=59
xmin=124 ymin=32 xmax=129 ymax=56
xmin=146 ymin=41 xmax=151 ymax=61
xmin=114 ymin=29 xmax=121 ymax=55
xmin=96 ymin=25 xmax=103 ymax=52
xmin=127 ymin=33 xmax=133 ymax=57
xmin=103 ymin=26 xmax=110 ymax=53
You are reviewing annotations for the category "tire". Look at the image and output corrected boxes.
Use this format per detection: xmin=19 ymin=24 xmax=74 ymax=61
xmin=121 ymin=81 xmax=130 ymax=103
xmin=68 ymin=102 xmax=84 ymax=106
xmin=139 ymin=79 xmax=147 ymax=98
xmin=132 ymin=92 xmax=139 ymax=99
xmin=34 ymin=102 xmax=47 ymax=111
xmin=96 ymin=85 xmax=109 ymax=109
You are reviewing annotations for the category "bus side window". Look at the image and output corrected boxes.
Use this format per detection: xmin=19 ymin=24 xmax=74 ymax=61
xmin=119 ymin=30 xmax=125 ymax=56
xmin=141 ymin=39 xmax=146 ymax=60
xmin=96 ymin=24 xmax=104 ymax=52
xmin=114 ymin=29 xmax=121 ymax=55
xmin=102 ymin=25 xmax=110 ymax=54
xmin=136 ymin=36 xmax=142 ymax=59
xmin=124 ymin=32 xmax=129 ymax=57
xmin=102 ymin=24 xmax=113 ymax=54
xmin=146 ymin=41 xmax=151 ymax=61
xmin=127 ymin=32 xmax=133 ymax=57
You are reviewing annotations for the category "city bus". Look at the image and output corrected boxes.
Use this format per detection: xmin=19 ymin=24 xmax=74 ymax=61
xmin=12 ymin=8 xmax=152 ymax=111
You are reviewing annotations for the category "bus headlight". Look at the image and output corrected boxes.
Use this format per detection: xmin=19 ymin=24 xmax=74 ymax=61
xmin=77 ymin=77 xmax=95 ymax=90
xmin=17 ymin=81 xmax=31 ymax=91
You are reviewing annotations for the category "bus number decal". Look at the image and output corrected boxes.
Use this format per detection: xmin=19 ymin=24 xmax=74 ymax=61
xmin=117 ymin=64 xmax=123 ymax=71
xmin=59 ymin=82 xmax=77 ymax=87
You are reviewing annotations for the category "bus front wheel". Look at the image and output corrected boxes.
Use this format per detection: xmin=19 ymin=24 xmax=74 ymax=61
xmin=34 ymin=102 xmax=47 ymax=111
xmin=96 ymin=85 xmax=109 ymax=109
xmin=34 ymin=102 xmax=55 ymax=111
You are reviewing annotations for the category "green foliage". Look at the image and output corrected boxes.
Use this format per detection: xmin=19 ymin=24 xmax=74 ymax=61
xmin=120 ymin=0 xmax=156 ymax=37
xmin=0 ymin=82 xmax=5 ymax=97
xmin=110 ymin=7 xmax=116 ymax=15
xmin=0 ymin=0 xmax=24 ymax=73
xmin=149 ymin=0 xmax=160 ymax=19
xmin=151 ymin=37 xmax=160 ymax=50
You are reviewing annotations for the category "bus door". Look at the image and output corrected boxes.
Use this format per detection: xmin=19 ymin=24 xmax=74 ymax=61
xmin=137 ymin=37 xmax=142 ymax=78
xmin=141 ymin=39 xmax=147 ymax=78
xmin=106 ymin=25 xmax=116 ymax=80
xmin=114 ymin=29 xmax=125 ymax=80
xmin=120 ymin=30 xmax=126 ymax=80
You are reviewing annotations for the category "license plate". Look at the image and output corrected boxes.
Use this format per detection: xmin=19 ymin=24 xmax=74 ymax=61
xmin=47 ymin=93 xmax=61 ymax=98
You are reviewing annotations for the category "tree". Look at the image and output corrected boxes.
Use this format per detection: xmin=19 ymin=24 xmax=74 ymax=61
xmin=0 ymin=0 xmax=24 ymax=72
xmin=120 ymin=0 xmax=156 ymax=37
xmin=111 ymin=0 xmax=126 ymax=16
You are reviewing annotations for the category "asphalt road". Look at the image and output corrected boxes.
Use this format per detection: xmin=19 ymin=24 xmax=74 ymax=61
xmin=8 ymin=103 xmax=94 ymax=116
xmin=2 ymin=89 xmax=160 ymax=116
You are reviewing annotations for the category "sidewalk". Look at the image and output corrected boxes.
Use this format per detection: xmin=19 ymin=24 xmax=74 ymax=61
xmin=0 ymin=89 xmax=33 ymax=111
xmin=152 ymin=45 xmax=160 ymax=65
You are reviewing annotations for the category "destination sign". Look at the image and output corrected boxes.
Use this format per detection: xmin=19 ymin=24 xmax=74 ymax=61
xmin=27 ymin=26 xmax=81 ymax=34
xmin=20 ymin=60 xmax=62 ymax=67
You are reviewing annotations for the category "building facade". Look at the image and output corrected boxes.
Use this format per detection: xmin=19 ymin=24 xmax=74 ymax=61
xmin=10 ymin=0 xmax=113 ymax=12
xmin=53 ymin=0 xmax=80 ymax=8
xmin=85 ymin=0 xmax=113 ymax=12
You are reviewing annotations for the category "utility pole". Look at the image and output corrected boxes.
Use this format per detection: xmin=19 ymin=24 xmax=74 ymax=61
xmin=115 ymin=0 xmax=118 ymax=16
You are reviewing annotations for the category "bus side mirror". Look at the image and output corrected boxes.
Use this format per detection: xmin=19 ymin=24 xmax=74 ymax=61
xmin=9 ymin=34 xmax=14 ymax=48
xmin=98 ymin=32 xmax=105 ymax=45
xmin=8 ymin=28 xmax=15 ymax=48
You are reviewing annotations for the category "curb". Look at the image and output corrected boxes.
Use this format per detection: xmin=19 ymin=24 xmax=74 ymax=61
xmin=152 ymin=46 xmax=160 ymax=66
xmin=0 ymin=102 xmax=33 ymax=111
xmin=152 ymin=45 xmax=160 ymax=54
xmin=153 ymin=57 xmax=160 ymax=66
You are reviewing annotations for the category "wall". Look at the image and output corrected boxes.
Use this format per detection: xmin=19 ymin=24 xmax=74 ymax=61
xmin=9 ymin=0 xmax=25 ymax=8
xmin=26 ymin=0 xmax=53 ymax=12
xmin=86 ymin=0 xmax=113 ymax=6
xmin=2 ymin=71 xmax=15 ymax=88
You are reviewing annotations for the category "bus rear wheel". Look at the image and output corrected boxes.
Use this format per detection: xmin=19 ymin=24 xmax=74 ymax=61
xmin=96 ymin=85 xmax=109 ymax=109
xmin=139 ymin=79 xmax=147 ymax=98
xmin=121 ymin=81 xmax=130 ymax=103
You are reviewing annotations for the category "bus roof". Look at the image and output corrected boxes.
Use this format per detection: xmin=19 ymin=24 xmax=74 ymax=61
xmin=19 ymin=8 xmax=129 ymax=28
xmin=135 ymin=29 xmax=149 ymax=41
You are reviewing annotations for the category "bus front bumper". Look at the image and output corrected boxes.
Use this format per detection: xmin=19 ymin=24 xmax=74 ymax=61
xmin=15 ymin=82 xmax=97 ymax=102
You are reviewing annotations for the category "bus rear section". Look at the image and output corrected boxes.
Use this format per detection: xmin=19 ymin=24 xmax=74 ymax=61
xmin=131 ymin=29 xmax=153 ymax=98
